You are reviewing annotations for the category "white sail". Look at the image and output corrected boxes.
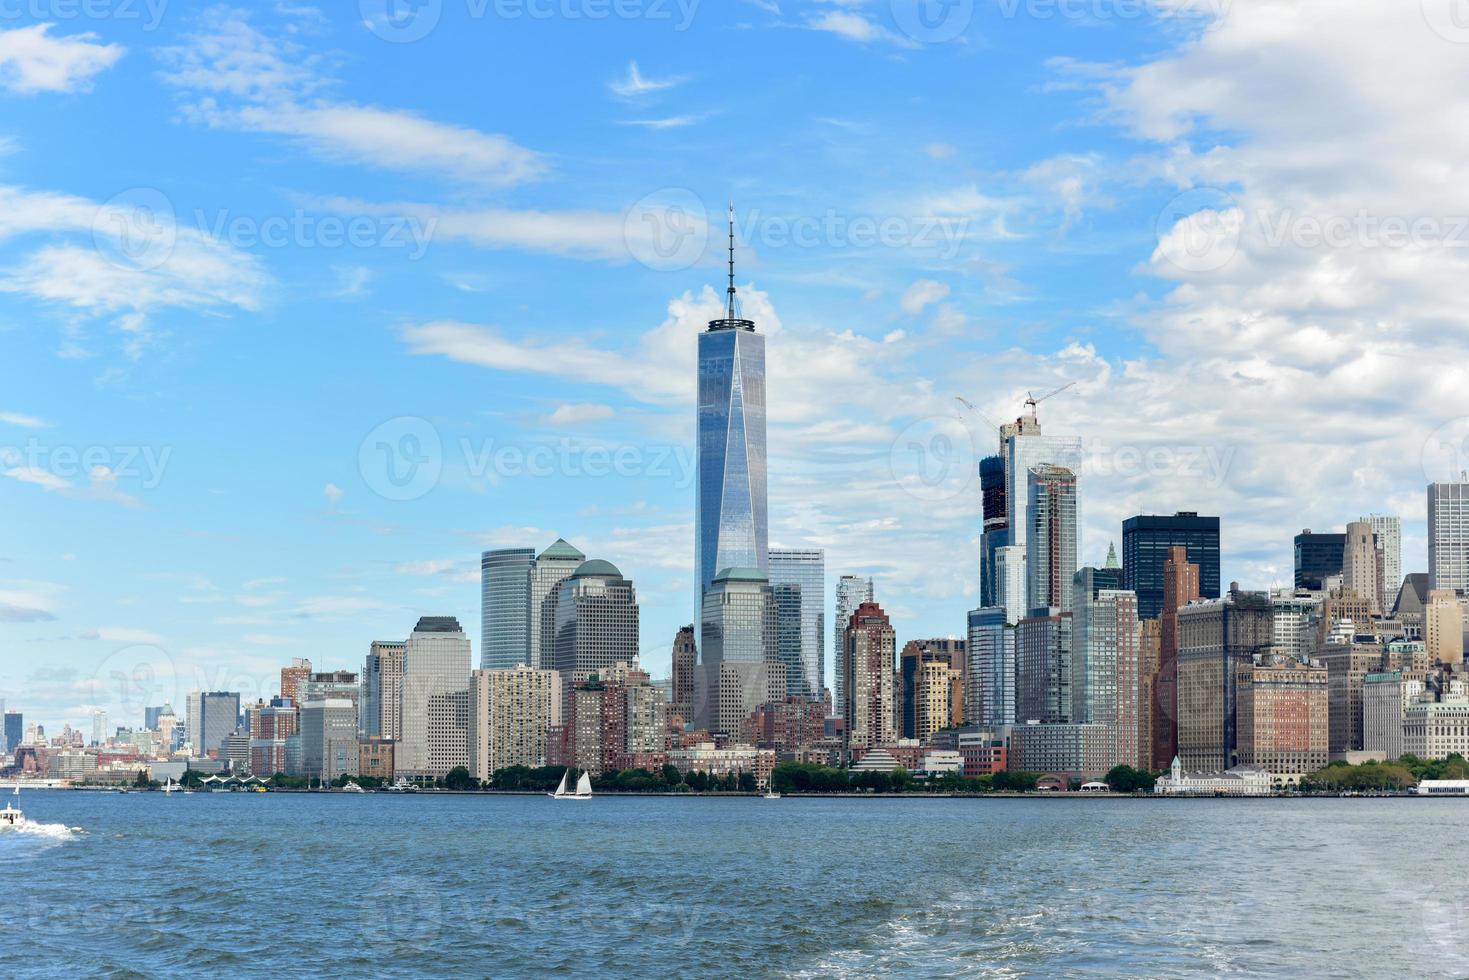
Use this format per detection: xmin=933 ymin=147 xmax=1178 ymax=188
xmin=552 ymin=771 xmax=569 ymax=798
xmin=575 ymin=772 xmax=593 ymax=797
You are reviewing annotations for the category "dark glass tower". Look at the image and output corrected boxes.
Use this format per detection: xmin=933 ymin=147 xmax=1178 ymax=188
xmin=1121 ymin=512 xmax=1221 ymax=620
xmin=978 ymin=454 xmax=1008 ymax=608
xmin=1294 ymin=530 xmax=1346 ymax=592
xmin=696 ymin=206 xmax=768 ymax=618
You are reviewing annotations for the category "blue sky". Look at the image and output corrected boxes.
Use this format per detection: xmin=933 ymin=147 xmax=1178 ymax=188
xmin=3 ymin=1 xmax=1466 ymax=732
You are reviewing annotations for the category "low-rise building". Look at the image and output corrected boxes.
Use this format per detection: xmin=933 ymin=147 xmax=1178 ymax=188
xmin=1007 ymin=722 xmax=1110 ymax=779
xmin=1403 ymin=699 xmax=1469 ymax=760
xmin=1154 ymin=756 xmax=1272 ymax=796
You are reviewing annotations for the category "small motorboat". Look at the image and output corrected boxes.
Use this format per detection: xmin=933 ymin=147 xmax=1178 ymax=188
xmin=0 ymin=787 xmax=25 ymax=830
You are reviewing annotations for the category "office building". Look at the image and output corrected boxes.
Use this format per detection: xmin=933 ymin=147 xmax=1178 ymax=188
xmin=480 ymin=547 xmax=535 ymax=669
xmin=696 ymin=240 xmax=769 ymax=619
xmin=362 ymin=640 xmax=405 ymax=740
xmin=1342 ymin=520 xmax=1380 ymax=612
xmin=1363 ymin=670 xmax=1425 ymax=760
xmin=979 ymin=453 xmax=1009 ymax=610
xmin=1234 ymin=658 xmax=1328 ymax=783
xmin=844 ymin=602 xmax=897 ymax=751
xmin=833 ymin=575 xmax=874 ymax=719
xmin=1122 ymin=512 xmax=1221 ymax=621
xmin=300 ymin=699 xmax=359 ymax=783
xmin=994 ymin=545 xmax=1026 ymax=625
xmin=1071 ymin=569 xmax=1142 ymax=770
xmin=249 ymin=698 xmax=297 ymax=776
xmin=670 ymin=625 xmax=696 ymax=726
xmin=1025 ymin=464 xmax=1078 ymax=614
xmin=1270 ymin=591 xmax=1321 ymax=661
xmin=967 ymin=607 xmax=1015 ymax=728
xmin=468 ymin=666 xmax=562 ymax=780
xmin=767 ymin=548 xmax=825 ymax=700
xmin=552 ymin=560 xmax=640 ymax=688
xmin=697 ymin=568 xmax=779 ymax=737
xmin=1429 ymin=481 xmax=1469 ymax=595
xmin=1175 ymin=586 xmax=1274 ymax=772
xmin=1153 ymin=546 xmax=1200 ymax=768
xmin=1403 ymin=699 xmax=1469 ymax=760
xmin=1322 ymin=636 xmax=1384 ymax=759
xmin=900 ymin=639 xmax=965 ymax=742
xmin=1425 ymin=589 xmax=1465 ymax=665
xmin=1363 ymin=514 xmax=1402 ymax=604
xmin=1016 ymin=610 xmax=1072 ymax=725
xmin=188 ymin=691 xmax=241 ymax=760
xmin=1294 ymin=530 xmax=1346 ymax=592
xmin=528 ymin=539 xmax=586 ymax=670
xmin=399 ymin=616 xmax=472 ymax=779
xmin=1002 ymin=417 xmax=1083 ymax=563
xmin=300 ymin=671 xmax=360 ymax=719
xmin=280 ymin=659 xmax=312 ymax=704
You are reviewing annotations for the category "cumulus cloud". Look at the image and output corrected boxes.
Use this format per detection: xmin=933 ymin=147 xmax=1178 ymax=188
xmin=0 ymin=23 xmax=123 ymax=95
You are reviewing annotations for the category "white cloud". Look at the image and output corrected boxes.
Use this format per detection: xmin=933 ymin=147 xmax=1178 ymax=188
xmin=323 ymin=482 xmax=343 ymax=507
xmin=0 ymin=581 xmax=61 ymax=622
xmin=0 ymin=23 xmax=123 ymax=95
xmin=5 ymin=406 xmax=70 ymax=431
xmin=4 ymin=466 xmax=68 ymax=491
xmin=81 ymin=627 xmax=165 ymax=643
xmin=806 ymin=10 xmax=916 ymax=48
xmin=543 ymin=403 xmax=616 ymax=426
xmin=900 ymin=278 xmax=949 ymax=315
xmin=160 ymin=10 xmax=543 ymax=186
xmin=609 ymin=60 xmax=687 ymax=98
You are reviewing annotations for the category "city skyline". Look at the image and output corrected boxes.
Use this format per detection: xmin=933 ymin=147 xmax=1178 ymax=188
xmin=3 ymin=3 xmax=1467 ymax=735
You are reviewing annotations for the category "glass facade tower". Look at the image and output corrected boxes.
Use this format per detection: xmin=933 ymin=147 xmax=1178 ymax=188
xmin=1122 ymin=512 xmax=1221 ymax=620
xmin=768 ymin=548 xmax=825 ymax=700
xmin=480 ymin=548 xmax=534 ymax=670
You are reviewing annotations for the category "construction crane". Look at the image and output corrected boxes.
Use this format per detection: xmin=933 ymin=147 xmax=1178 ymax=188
xmin=1024 ymin=382 xmax=1075 ymax=418
xmin=954 ymin=396 xmax=1001 ymax=445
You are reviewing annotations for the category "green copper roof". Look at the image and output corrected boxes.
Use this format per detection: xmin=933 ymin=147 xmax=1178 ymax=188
xmin=1105 ymin=541 xmax=1120 ymax=569
xmin=713 ymin=566 xmax=769 ymax=584
xmin=572 ymin=558 xmax=622 ymax=579
xmin=539 ymin=538 xmax=585 ymax=561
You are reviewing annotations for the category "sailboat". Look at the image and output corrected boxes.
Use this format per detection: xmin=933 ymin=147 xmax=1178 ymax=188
xmin=549 ymin=769 xmax=593 ymax=800
xmin=162 ymin=778 xmax=176 ymax=796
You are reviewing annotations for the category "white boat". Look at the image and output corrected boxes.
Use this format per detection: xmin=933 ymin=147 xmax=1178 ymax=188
xmin=162 ymin=779 xmax=176 ymax=796
xmin=0 ymin=786 xmax=24 ymax=830
xmin=341 ymin=781 xmax=367 ymax=794
xmin=763 ymin=788 xmax=781 ymax=799
xmin=549 ymin=770 xmax=593 ymax=800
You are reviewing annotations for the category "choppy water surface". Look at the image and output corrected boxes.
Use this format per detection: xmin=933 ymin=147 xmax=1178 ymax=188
xmin=4 ymin=792 xmax=1464 ymax=978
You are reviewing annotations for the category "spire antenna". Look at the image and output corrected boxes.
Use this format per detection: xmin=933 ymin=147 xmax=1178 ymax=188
xmin=727 ymin=201 xmax=737 ymax=322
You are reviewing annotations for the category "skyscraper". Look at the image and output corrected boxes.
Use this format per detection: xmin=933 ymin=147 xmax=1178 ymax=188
xmin=528 ymin=539 xmax=586 ymax=670
xmin=399 ymin=616 xmax=472 ymax=779
xmin=979 ymin=453 xmax=1009 ymax=609
xmin=767 ymin=548 xmax=825 ymax=700
xmin=280 ymin=659 xmax=312 ymax=703
xmin=1425 ymin=589 xmax=1464 ymax=665
xmin=966 ymin=607 xmax=1015 ymax=727
xmin=1015 ymin=609 xmax=1072 ymax=724
xmin=697 ymin=567 xmax=780 ymax=737
xmin=1072 ymin=569 xmax=1142 ymax=770
xmin=1025 ymin=464 xmax=1078 ymax=615
xmin=189 ymin=691 xmax=241 ymax=759
xmin=0 ymin=710 xmax=14 ymax=756
xmin=1176 ymin=586 xmax=1274 ymax=772
xmin=900 ymin=639 xmax=965 ymax=741
xmin=481 ymin=547 xmax=535 ymax=669
xmin=833 ymin=575 xmax=874 ymax=720
xmin=1121 ymin=512 xmax=1221 ymax=620
xmin=1002 ymin=416 xmax=1083 ymax=571
xmin=1294 ymin=530 xmax=1346 ymax=592
xmin=696 ymin=211 xmax=768 ymax=618
xmin=1428 ymin=481 xmax=1469 ymax=595
xmin=468 ymin=665 xmax=562 ymax=780
xmin=552 ymin=560 xmax=640 ymax=688
xmin=994 ymin=545 xmax=1026 ymax=625
xmin=670 ymin=625 xmax=697 ymax=725
xmin=362 ymin=640 xmax=405 ymax=740
xmin=1362 ymin=514 xmax=1402 ymax=601
xmin=844 ymin=601 xmax=896 ymax=751
xmin=300 ymin=699 xmax=359 ymax=783
xmin=1341 ymin=520 xmax=1380 ymax=612
xmin=1153 ymin=545 xmax=1199 ymax=767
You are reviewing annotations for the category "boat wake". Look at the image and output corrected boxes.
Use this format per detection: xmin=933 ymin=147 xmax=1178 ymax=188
xmin=11 ymin=821 xmax=80 ymax=839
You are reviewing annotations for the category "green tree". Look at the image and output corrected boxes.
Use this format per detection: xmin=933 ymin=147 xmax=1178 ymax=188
xmin=737 ymin=772 xmax=756 ymax=793
xmin=1105 ymin=765 xmax=1157 ymax=793
xmin=443 ymin=766 xmax=477 ymax=791
xmin=134 ymin=770 xmax=153 ymax=789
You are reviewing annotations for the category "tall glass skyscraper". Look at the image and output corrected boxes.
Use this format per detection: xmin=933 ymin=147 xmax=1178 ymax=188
xmin=1121 ymin=512 xmax=1221 ymax=620
xmin=480 ymin=548 xmax=534 ymax=669
xmin=1429 ymin=481 xmax=1469 ymax=595
xmin=696 ymin=214 xmax=768 ymax=619
xmin=833 ymin=574 xmax=875 ymax=720
xmin=768 ymin=548 xmax=825 ymax=700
